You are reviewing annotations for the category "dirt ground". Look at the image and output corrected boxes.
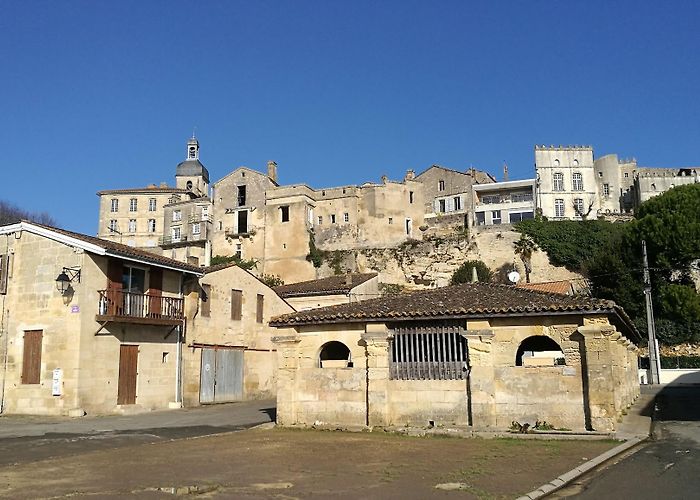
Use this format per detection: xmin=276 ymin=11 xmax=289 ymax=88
xmin=0 ymin=427 xmax=617 ymax=499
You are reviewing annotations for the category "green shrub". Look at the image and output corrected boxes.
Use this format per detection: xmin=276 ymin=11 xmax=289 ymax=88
xmin=451 ymin=260 xmax=493 ymax=284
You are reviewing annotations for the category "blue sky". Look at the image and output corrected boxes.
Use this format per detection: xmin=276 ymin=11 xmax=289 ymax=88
xmin=1 ymin=1 xmax=699 ymax=234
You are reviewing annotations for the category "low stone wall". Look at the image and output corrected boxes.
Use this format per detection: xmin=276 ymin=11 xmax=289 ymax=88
xmin=243 ymin=350 xmax=277 ymax=399
xmin=659 ymin=369 xmax=700 ymax=385
xmin=386 ymin=379 xmax=467 ymax=426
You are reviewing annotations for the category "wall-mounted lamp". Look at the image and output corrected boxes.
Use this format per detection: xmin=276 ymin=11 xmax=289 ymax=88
xmin=56 ymin=267 xmax=81 ymax=294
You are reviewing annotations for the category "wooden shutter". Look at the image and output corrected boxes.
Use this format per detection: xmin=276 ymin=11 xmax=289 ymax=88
xmin=148 ymin=267 xmax=163 ymax=317
xmin=106 ymin=259 xmax=123 ymax=315
xmin=231 ymin=289 xmax=242 ymax=321
xmin=0 ymin=254 xmax=8 ymax=295
xmin=256 ymin=294 xmax=264 ymax=323
xmin=201 ymin=284 xmax=211 ymax=318
xmin=21 ymin=330 xmax=42 ymax=384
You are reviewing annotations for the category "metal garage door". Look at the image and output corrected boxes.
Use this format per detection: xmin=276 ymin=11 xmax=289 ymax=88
xmin=199 ymin=348 xmax=244 ymax=403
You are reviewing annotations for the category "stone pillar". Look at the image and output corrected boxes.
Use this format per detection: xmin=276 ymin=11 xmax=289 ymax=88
xmin=361 ymin=323 xmax=391 ymax=427
xmin=271 ymin=333 xmax=301 ymax=426
xmin=463 ymin=325 xmax=495 ymax=428
xmin=578 ymin=323 xmax=618 ymax=432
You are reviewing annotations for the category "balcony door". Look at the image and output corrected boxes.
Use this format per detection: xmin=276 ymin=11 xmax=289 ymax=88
xmin=122 ymin=266 xmax=146 ymax=316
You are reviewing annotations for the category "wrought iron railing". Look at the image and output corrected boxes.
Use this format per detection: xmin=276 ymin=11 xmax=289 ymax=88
xmin=97 ymin=290 xmax=184 ymax=321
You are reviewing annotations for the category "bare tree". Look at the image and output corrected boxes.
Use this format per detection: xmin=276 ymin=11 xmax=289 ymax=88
xmin=572 ymin=195 xmax=597 ymax=220
xmin=0 ymin=200 xmax=57 ymax=226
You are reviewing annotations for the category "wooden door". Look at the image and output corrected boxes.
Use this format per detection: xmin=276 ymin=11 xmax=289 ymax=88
xmin=148 ymin=268 xmax=163 ymax=317
xmin=117 ymin=345 xmax=138 ymax=405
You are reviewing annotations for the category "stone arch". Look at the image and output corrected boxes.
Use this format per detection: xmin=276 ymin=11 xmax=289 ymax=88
xmin=318 ymin=341 xmax=352 ymax=368
xmin=515 ymin=335 xmax=565 ymax=366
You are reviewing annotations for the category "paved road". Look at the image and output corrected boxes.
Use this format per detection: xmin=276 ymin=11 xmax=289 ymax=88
xmin=558 ymin=386 xmax=700 ymax=499
xmin=0 ymin=399 xmax=275 ymax=466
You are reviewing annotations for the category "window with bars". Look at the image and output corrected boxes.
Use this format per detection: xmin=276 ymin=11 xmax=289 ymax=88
xmin=390 ymin=323 xmax=468 ymax=380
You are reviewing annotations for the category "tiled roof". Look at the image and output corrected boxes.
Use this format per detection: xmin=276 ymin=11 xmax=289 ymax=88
xmin=23 ymin=221 xmax=203 ymax=274
xmin=270 ymin=282 xmax=638 ymax=339
xmin=517 ymin=280 xmax=572 ymax=295
xmin=273 ymin=273 xmax=378 ymax=298
xmin=96 ymin=187 xmax=190 ymax=195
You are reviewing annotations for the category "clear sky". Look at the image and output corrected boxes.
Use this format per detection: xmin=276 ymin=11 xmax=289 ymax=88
xmin=2 ymin=1 xmax=699 ymax=234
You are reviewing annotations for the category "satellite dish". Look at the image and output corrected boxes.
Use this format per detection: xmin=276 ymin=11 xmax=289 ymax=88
xmin=508 ymin=271 xmax=521 ymax=284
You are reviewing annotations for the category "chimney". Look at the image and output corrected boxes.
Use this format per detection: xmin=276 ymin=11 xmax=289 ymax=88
xmin=404 ymin=169 xmax=415 ymax=181
xmin=159 ymin=182 xmax=168 ymax=188
xmin=503 ymin=163 xmax=509 ymax=182
xmin=267 ymin=161 xmax=278 ymax=183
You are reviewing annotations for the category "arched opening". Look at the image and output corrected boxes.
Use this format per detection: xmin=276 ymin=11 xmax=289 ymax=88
xmin=319 ymin=341 xmax=352 ymax=368
xmin=516 ymin=336 xmax=565 ymax=366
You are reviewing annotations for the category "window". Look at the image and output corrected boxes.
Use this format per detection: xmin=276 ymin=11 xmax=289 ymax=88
xmin=475 ymin=212 xmax=485 ymax=226
xmin=409 ymin=191 xmax=414 ymax=203
xmin=188 ymin=146 xmax=196 ymax=159
xmin=237 ymin=185 xmax=247 ymax=206
xmin=573 ymin=198 xmax=584 ymax=216
xmin=511 ymin=192 xmax=533 ymax=202
xmin=186 ymin=180 xmax=193 ymax=190
xmin=509 ymin=212 xmax=534 ymax=223
xmin=624 ymin=172 xmax=629 ymax=178
xmin=651 ymin=183 xmax=656 ymax=191
xmin=317 ymin=216 xmax=323 ymax=225
xmin=491 ymin=210 xmax=502 ymax=225
xmin=603 ymin=183 xmax=610 ymax=197
xmin=109 ymin=220 xmax=118 ymax=233
xmin=438 ymin=180 xmax=445 ymax=191
xmin=319 ymin=341 xmax=351 ymax=368
xmin=237 ymin=210 xmax=248 ymax=234
xmin=572 ymin=172 xmax=583 ymax=191
xmin=201 ymin=284 xmax=211 ymax=318
xmin=256 ymin=294 xmax=264 ymax=323
xmin=235 ymin=243 xmax=242 ymax=259
xmin=552 ymin=173 xmax=564 ymax=191
xmin=516 ymin=336 xmax=565 ymax=366
xmin=390 ymin=323 xmax=467 ymax=380
xmin=110 ymin=199 xmax=119 ymax=212
xmin=148 ymin=198 xmax=157 ymax=211
xmin=344 ymin=212 xmax=349 ymax=223
xmin=330 ymin=214 xmax=336 ymax=224
xmin=598 ymin=172 xmax=603 ymax=178
xmin=173 ymin=210 xmax=182 ymax=222
xmin=280 ymin=206 xmax=290 ymax=222
xmin=171 ymin=226 xmax=181 ymax=241
xmin=128 ymin=219 xmax=136 ymax=233
xmin=0 ymin=253 xmax=8 ymax=295
xmin=438 ymin=199 xmax=446 ymax=213
xmin=231 ymin=289 xmax=242 ymax=321
xmin=481 ymin=194 xmax=500 ymax=204
xmin=201 ymin=205 xmax=209 ymax=219
xmin=148 ymin=219 xmax=156 ymax=232
xmin=454 ymin=196 xmax=461 ymax=211
xmin=192 ymin=222 xmax=201 ymax=235
xmin=21 ymin=330 xmax=42 ymax=384
xmin=129 ymin=198 xmax=137 ymax=212
xmin=554 ymin=199 xmax=565 ymax=218
xmin=388 ymin=217 xmax=393 ymax=224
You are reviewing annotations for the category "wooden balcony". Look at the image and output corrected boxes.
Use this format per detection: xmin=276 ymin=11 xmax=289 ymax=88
xmin=96 ymin=290 xmax=184 ymax=326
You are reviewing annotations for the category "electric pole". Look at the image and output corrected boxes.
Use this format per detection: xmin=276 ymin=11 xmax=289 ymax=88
xmin=642 ymin=240 xmax=661 ymax=384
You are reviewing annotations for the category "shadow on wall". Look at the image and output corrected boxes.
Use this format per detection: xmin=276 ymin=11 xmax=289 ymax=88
xmin=641 ymin=379 xmax=700 ymax=422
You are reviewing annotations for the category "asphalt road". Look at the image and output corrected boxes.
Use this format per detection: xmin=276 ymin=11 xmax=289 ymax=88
xmin=0 ymin=399 xmax=275 ymax=467
xmin=558 ymin=386 xmax=700 ymax=499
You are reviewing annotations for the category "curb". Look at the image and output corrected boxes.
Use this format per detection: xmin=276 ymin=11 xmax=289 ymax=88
xmin=515 ymin=437 xmax=646 ymax=500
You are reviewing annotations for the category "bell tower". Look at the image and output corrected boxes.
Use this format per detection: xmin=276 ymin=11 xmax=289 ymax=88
xmin=186 ymin=136 xmax=199 ymax=161
xmin=176 ymin=136 xmax=210 ymax=197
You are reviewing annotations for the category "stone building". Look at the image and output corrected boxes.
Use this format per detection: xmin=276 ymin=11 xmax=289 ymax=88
xmin=182 ymin=263 xmax=294 ymax=405
xmin=270 ymin=283 xmax=640 ymax=432
xmin=472 ymin=178 xmax=536 ymax=226
xmin=273 ymin=273 xmax=379 ymax=311
xmin=0 ymin=221 xmax=203 ymax=416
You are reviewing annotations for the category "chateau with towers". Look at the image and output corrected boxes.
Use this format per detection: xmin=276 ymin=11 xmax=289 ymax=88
xmin=97 ymin=138 xmax=698 ymax=283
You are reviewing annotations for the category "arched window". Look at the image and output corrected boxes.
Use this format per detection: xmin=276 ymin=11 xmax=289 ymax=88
xmin=516 ymin=336 xmax=565 ymax=366
xmin=319 ymin=341 xmax=351 ymax=368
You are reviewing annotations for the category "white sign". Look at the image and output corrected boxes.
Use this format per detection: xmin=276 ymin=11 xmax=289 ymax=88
xmin=52 ymin=368 xmax=63 ymax=396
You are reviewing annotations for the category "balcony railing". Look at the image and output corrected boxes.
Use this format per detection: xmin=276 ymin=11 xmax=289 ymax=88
xmin=96 ymin=290 xmax=184 ymax=325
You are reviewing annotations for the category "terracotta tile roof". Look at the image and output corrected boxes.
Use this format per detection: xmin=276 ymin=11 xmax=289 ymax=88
xmin=517 ymin=280 xmax=573 ymax=295
xmin=270 ymin=282 xmax=639 ymax=340
xmin=273 ymin=273 xmax=378 ymax=298
xmin=24 ymin=221 xmax=203 ymax=274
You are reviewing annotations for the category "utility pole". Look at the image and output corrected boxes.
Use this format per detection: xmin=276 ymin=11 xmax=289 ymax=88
xmin=642 ymin=240 xmax=661 ymax=384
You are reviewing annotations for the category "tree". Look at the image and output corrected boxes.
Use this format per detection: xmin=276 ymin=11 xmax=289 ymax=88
xmin=451 ymin=260 xmax=493 ymax=284
xmin=210 ymin=254 xmax=258 ymax=270
xmin=513 ymin=234 xmax=538 ymax=283
xmin=0 ymin=200 xmax=56 ymax=226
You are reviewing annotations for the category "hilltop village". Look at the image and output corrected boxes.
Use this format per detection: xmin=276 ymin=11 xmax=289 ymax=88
xmin=96 ymin=138 xmax=697 ymax=286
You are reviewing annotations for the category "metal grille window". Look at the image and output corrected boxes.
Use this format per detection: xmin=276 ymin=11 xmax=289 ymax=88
xmin=390 ymin=323 xmax=468 ymax=380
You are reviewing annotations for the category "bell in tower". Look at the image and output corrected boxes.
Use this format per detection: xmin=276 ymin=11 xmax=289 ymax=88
xmin=187 ymin=136 xmax=199 ymax=161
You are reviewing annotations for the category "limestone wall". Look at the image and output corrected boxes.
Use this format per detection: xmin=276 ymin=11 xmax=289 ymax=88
xmin=386 ymin=379 xmax=467 ymax=426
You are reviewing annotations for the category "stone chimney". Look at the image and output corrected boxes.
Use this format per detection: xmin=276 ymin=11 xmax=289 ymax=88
xmin=404 ymin=169 xmax=415 ymax=181
xmin=267 ymin=161 xmax=278 ymax=183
